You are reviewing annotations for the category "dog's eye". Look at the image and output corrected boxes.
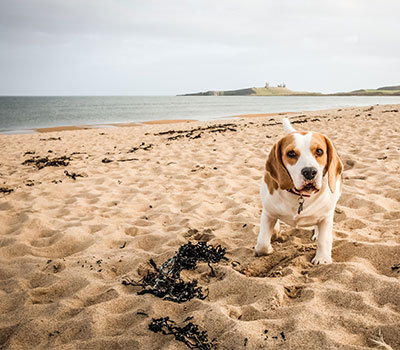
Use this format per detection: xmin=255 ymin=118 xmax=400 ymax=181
xmin=316 ymin=148 xmax=324 ymax=156
xmin=286 ymin=150 xmax=297 ymax=159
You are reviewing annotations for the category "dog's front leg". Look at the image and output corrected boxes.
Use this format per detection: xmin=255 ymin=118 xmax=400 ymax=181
xmin=255 ymin=209 xmax=277 ymax=256
xmin=311 ymin=214 xmax=334 ymax=264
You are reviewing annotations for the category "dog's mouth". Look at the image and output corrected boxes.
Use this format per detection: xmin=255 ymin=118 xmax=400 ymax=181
xmin=296 ymin=183 xmax=319 ymax=195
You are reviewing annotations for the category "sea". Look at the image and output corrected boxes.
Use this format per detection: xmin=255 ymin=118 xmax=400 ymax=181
xmin=1 ymin=95 xmax=400 ymax=134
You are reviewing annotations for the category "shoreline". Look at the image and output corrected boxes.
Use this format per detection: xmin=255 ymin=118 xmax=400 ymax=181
xmin=2 ymin=115 xmax=289 ymax=135
xmin=0 ymin=105 xmax=382 ymax=134
xmin=2 ymin=95 xmax=400 ymax=135
xmin=0 ymin=108 xmax=353 ymax=135
xmin=0 ymin=119 xmax=199 ymax=134
xmin=35 ymin=119 xmax=198 ymax=133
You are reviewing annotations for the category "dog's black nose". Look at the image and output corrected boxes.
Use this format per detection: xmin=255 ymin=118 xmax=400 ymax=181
xmin=301 ymin=167 xmax=317 ymax=180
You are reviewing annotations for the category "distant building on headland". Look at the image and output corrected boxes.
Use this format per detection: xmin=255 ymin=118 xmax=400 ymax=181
xmin=265 ymin=82 xmax=286 ymax=88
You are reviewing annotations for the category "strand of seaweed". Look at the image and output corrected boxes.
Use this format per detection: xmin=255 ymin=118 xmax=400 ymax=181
xmin=128 ymin=142 xmax=153 ymax=153
xmin=122 ymin=241 xmax=228 ymax=303
xmin=154 ymin=123 xmax=237 ymax=141
xmin=64 ymin=170 xmax=84 ymax=180
xmin=149 ymin=316 xmax=217 ymax=350
xmin=22 ymin=155 xmax=70 ymax=169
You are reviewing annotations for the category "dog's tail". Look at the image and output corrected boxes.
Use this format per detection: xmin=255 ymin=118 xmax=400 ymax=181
xmin=282 ymin=118 xmax=296 ymax=134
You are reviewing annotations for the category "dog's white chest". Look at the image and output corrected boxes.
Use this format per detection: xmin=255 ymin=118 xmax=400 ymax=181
xmin=280 ymin=210 xmax=319 ymax=229
xmin=260 ymin=180 xmax=337 ymax=229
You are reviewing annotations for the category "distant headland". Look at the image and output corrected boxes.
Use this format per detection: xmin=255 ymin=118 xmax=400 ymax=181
xmin=179 ymin=83 xmax=400 ymax=96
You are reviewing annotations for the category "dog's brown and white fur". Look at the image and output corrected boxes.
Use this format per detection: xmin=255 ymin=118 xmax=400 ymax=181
xmin=255 ymin=118 xmax=343 ymax=264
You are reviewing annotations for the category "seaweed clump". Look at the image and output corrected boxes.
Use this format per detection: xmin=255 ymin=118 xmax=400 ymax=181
xmin=22 ymin=156 xmax=70 ymax=169
xmin=0 ymin=187 xmax=14 ymax=194
xmin=122 ymin=241 xmax=227 ymax=303
xmin=154 ymin=123 xmax=237 ymax=142
xmin=149 ymin=316 xmax=217 ymax=350
xmin=128 ymin=142 xmax=153 ymax=153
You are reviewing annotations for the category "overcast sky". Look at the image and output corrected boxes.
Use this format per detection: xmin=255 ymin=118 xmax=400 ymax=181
xmin=1 ymin=0 xmax=399 ymax=95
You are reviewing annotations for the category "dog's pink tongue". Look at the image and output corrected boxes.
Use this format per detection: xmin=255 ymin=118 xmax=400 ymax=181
xmin=298 ymin=184 xmax=319 ymax=195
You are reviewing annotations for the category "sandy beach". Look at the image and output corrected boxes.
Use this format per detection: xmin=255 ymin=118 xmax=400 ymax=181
xmin=0 ymin=104 xmax=399 ymax=349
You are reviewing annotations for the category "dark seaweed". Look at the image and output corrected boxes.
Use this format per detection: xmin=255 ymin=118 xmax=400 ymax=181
xmin=22 ymin=156 xmax=70 ymax=169
xmin=161 ymin=241 xmax=227 ymax=279
xmin=122 ymin=241 xmax=227 ymax=303
xmin=124 ymin=271 xmax=206 ymax=303
xmin=149 ymin=317 xmax=217 ymax=350
xmin=117 ymin=158 xmax=139 ymax=162
xmin=64 ymin=170 xmax=84 ymax=180
xmin=128 ymin=142 xmax=153 ymax=153
xmin=40 ymin=137 xmax=61 ymax=141
xmin=291 ymin=119 xmax=308 ymax=124
xmin=155 ymin=123 xmax=237 ymax=142
xmin=0 ymin=187 xmax=14 ymax=194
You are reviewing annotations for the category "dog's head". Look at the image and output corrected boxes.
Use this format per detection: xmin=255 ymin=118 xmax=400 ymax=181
xmin=265 ymin=125 xmax=343 ymax=195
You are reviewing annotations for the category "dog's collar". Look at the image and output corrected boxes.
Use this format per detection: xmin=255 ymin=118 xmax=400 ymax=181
xmin=287 ymin=189 xmax=311 ymax=214
xmin=287 ymin=189 xmax=311 ymax=198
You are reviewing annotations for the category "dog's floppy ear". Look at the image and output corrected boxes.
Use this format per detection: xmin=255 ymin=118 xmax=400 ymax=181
xmin=265 ymin=139 xmax=293 ymax=190
xmin=324 ymin=136 xmax=343 ymax=193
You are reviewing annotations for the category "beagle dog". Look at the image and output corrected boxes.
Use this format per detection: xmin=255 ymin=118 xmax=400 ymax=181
xmin=255 ymin=118 xmax=343 ymax=264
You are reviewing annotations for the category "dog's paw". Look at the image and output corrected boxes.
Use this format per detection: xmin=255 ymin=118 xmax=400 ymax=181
xmin=255 ymin=244 xmax=273 ymax=257
xmin=311 ymin=252 xmax=332 ymax=265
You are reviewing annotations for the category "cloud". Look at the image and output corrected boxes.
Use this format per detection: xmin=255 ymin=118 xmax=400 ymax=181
xmin=0 ymin=0 xmax=399 ymax=94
